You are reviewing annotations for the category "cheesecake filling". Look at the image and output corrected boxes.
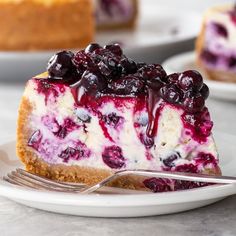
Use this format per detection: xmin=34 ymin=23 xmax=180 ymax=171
xmin=25 ymin=79 xmax=219 ymax=175
xmin=200 ymin=8 xmax=236 ymax=72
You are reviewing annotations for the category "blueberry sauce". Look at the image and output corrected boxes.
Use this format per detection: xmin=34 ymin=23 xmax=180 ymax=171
xmin=44 ymin=43 xmax=211 ymax=143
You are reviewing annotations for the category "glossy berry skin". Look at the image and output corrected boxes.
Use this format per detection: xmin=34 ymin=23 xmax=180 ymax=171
xmin=109 ymin=75 xmax=145 ymax=95
xmin=104 ymin=43 xmax=123 ymax=56
xmin=47 ymin=51 xmax=74 ymax=78
xmin=160 ymin=84 xmax=182 ymax=104
xmin=80 ymin=69 xmax=107 ymax=93
xmin=182 ymin=94 xmax=205 ymax=113
xmin=178 ymin=70 xmax=203 ymax=91
xmin=85 ymin=43 xmax=102 ymax=53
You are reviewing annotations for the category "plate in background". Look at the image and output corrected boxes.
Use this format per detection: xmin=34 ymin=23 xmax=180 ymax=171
xmin=0 ymin=4 xmax=201 ymax=82
xmin=162 ymin=51 xmax=236 ymax=101
xmin=0 ymin=131 xmax=235 ymax=217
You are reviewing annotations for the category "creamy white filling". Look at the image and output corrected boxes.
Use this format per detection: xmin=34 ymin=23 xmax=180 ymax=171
xmin=24 ymin=80 xmax=218 ymax=171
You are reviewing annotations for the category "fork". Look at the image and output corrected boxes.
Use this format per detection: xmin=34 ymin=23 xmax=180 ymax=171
xmin=3 ymin=168 xmax=236 ymax=194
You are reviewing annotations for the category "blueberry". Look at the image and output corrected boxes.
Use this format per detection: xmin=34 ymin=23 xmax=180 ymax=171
xmin=102 ymin=146 xmax=125 ymax=169
xmin=104 ymin=43 xmax=123 ymax=56
xmin=140 ymin=133 xmax=154 ymax=148
xmin=72 ymin=50 xmax=93 ymax=72
xmin=75 ymin=108 xmax=91 ymax=123
xmin=47 ymin=51 xmax=74 ymax=78
xmin=58 ymin=147 xmax=81 ymax=162
xmin=120 ymin=57 xmax=138 ymax=74
xmin=175 ymin=164 xmax=198 ymax=173
xmin=109 ymin=75 xmax=144 ymax=95
xmin=138 ymin=64 xmax=167 ymax=82
xmin=136 ymin=62 xmax=147 ymax=69
xmin=80 ymin=69 xmax=107 ymax=93
xmin=85 ymin=43 xmax=102 ymax=53
xmin=183 ymin=93 xmax=205 ymax=113
xmin=212 ymin=23 xmax=228 ymax=38
xmin=200 ymin=84 xmax=209 ymax=99
xmin=179 ymin=70 xmax=203 ymax=91
xmin=103 ymin=113 xmax=122 ymax=126
xmin=167 ymin=73 xmax=179 ymax=83
xmin=160 ymin=84 xmax=182 ymax=104
xmin=28 ymin=130 xmax=42 ymax=151
xmin=163 ymin=152 xmax=181 ymax=168
xmin=143 ymin=178 xmax=171 ymax=192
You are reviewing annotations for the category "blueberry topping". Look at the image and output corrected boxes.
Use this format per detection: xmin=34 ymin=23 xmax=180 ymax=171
xmin=45 ymin=43 xmax=211 ymax=141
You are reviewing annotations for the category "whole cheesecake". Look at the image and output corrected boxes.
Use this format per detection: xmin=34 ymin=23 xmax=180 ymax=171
xmin=0 ymin=0 xmax=94 ymax=51
xmin=17 ymin=43 xmax=221 ymax=192
xmin=196 ymin=4 xmax=236 ymax=83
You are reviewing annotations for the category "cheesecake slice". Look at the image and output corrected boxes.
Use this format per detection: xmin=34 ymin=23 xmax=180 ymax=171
xmin=17 ymin=43 xmax=220 ymax=192
xmin=196 ymin=4 xmax=236 ymax=83
xmin=96 ymin=0 xmax=138 ymax=30
xmin=0 ymin=0 xmax=94 ymax=51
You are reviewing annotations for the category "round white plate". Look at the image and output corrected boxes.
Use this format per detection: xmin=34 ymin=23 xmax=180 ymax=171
xmin=162 ymin=51 xmax=236 ymax=101
xmin=0 ymin=132 xmax=235 ymax=217
xmin=0 ymin=4 xmax=201 ymax=82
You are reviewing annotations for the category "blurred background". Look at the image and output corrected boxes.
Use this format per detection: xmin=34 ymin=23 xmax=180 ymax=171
xmin=0 ymin=0 xmax=235 ymax=140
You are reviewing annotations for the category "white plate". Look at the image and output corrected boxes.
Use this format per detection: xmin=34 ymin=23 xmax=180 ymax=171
xmin=162 ymin=51 xmax=236 ymax=101
xmin=0 ymin=132 xmax=235 ymax=217
xmin=0 ymin=4 xmax=201 ymax=82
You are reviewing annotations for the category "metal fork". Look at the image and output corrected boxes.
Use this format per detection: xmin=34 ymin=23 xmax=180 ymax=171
xmin=3 ymin=168 xmax=236 ymax=194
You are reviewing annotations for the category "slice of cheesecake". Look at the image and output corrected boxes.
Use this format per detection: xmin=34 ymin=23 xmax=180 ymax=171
xmin=17 ymin=43 xmax=221 ymax=192
xmin=196 ymin=4 xmax=236 ymax=83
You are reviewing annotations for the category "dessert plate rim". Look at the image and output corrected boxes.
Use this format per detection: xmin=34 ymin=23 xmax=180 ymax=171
xmin=162 ymin=51 xmax=236 ymax=101
xmin=0 ymin=131 xmax=235 ymax=216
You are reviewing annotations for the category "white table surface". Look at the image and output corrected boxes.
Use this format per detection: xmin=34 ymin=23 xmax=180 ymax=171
xmin=0 ymin=81 xmax=236 ymax=236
